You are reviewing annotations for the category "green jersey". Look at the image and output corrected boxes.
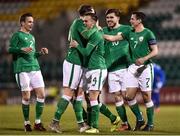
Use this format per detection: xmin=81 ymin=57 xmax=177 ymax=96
xmin=103 ymin=25 xmax=131 ymax=72
xmin=66 ymin=18 xmax=96 ymax=66
xmin=8 ymin=31 xmax=40 ymax=73
xmin=76 ymin=29 xmax=106 ymax=70
xmin=123 ymin=28 xmax=157 ymax=64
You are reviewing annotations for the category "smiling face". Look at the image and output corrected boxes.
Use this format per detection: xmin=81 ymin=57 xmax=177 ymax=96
xmin=106 ymin=12 xmax=120 ymax=28
xmin=21 ymin=16 xmax=34 ymax=32
xmin=83 ymin=15 xmax=96 ymax=29
xmin=130 ymin=14 xmax=141 ymax=28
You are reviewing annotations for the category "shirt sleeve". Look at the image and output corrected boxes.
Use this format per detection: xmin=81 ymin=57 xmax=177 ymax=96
xmin=76 ymin=43 xmax=95 ymax=56
xmin=8 ymin=34 xmax=22 ymax=54
xmin=147 ymin=30 xmax=157 ymax=45
xmin=121 ymin=26 xmax=131 ymax=41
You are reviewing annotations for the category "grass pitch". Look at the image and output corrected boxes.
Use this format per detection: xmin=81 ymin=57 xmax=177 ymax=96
xmin=0 ymin=104 xmax=180 ymax=135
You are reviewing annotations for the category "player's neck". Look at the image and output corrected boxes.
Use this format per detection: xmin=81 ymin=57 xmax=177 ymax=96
xmin=134 ymin=24 xmax=144 ymax=32
xmin=20 ymin=28 xmax=30 ymax=34
xmin=114 ymin=23 xmax=120 ymax=29
xmin=110 ymin=23 xmax=120 ymax=29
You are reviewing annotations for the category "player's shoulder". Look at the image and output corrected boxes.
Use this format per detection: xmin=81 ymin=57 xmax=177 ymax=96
xmin=144 ymin=27 xmax=154 ymax=34
xmin=11 ymin=31 xmax=22 ymax=39
xmin=120 ymin=24 xmax=131 ymax=29
xmin=72 ymin=18 xmax=83 ymax=25
xmin=102 ymin=26 xmax=108 ymax=31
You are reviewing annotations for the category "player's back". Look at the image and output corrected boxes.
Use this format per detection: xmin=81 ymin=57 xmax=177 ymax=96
xmin=66 ymin=18 xmax=96 ymax=66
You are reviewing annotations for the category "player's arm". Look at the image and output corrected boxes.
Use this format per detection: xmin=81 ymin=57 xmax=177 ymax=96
xmin=8 ymin=34 xmax=22 ymax=54
xmin=35 ymin=47 xmax=48 ymax=57
xmin=136 ymin=31 xmax=158 ymax=65
xmin=135 ymin=44 xmax=158 ymax=66
xmin=70 ymin=40 xmax=95 ymax=56
xmin=8 ymin=34 xmax=32 ymax=54
xmin=103 ymin=32 xmax=123 ymax=41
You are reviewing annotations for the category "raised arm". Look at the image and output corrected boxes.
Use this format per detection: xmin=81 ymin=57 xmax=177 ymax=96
xmin=103 ymin=32 xmax=123 ymax=42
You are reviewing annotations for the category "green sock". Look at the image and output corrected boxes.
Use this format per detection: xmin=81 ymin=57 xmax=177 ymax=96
xmin=22 ymin=104 xmax=29 ymax=121
xmin=36 ymin=101 xmax=44 ymax=120
xmin=100 ymin=103 xmax=116 ymax=123
xmin=82 ymin=107 xmax=87 ymax=122
xmin=129 ymin=103 xmax=143 ymax=121
xmin=91 ymin=105 xmax=99 ymax=129
xmin=147 ymin=106 xmax=154 ymax=126
xmin=87 ymin=105 xmax=91 ymax=126
xmin=54 ymin=97 xmax=69 ymax=121
xmin=116 ymin=105 xmax=128 ymax=123
xmin=73 ymin=100 xmax=83 ymax=123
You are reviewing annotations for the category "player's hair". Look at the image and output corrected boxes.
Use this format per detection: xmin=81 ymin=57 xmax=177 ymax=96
xmin=78 ymin=4 xmax=96 ymax=16
xmin=84 ymin=13 xmax=98 ymax=22
xmin=132 ymin=11 xmax=146 ymax=23
xmin=105 ymin=9 xmax=121 ymax=17
xmin=20 ymin=13 xmax=33 ymax=23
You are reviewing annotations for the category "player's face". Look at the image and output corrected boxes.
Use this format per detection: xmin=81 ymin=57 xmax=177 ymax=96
xmin=106 ymin=13 xmax=119 ymax=28
xmin=83 ymin=15 xmax=95 ymax=29
xmin=130 ymin=14 xmax=141 ymax=28
xmin=21 ymin=17 xmax=34 ymax=32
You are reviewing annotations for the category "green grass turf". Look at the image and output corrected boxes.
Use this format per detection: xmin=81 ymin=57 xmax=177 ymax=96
xmin=0 ymin=104 xmax=180 ymax=135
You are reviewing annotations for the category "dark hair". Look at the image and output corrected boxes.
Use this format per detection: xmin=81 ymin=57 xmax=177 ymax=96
xmin=20 ymin=13 xmax=33 ymax=23
xmin=84 ymin=13 xmax=98 ymax=22
xmin=105 ymin=9 xmax=121 ymax=17
xmin=78 ymin=4 xmax=95 ymax=16
xmin=132 ymin=11 xmax=146 ymax=23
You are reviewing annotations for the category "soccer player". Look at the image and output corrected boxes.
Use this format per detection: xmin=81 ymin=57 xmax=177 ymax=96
xmin=48 ymin=5 xmax=96 ymax=133
xmin=104 ymin=11 xmax=158 ymax=131
xmin=103 ymin=9 xmax=144 ymax=131
xmin=70 ymin=13 xmax=107 ymax=133
xmin=152 ymin=63 xmax=166 ymax=112
xmin=8 ymin=13 xmax=48 ymax=132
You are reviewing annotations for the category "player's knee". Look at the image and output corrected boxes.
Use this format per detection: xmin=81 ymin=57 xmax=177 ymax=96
xmin=125 ymin=95 xmax=134 ymax=101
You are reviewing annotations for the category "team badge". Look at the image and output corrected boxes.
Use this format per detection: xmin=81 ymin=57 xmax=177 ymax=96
xmin=139 ymin=36 xmax=144 ymax=42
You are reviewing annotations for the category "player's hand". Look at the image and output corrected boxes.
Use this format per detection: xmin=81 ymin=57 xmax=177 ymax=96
xmin=135 ymin=57 xmax=146 ymax=66
xmin=70 ymin=40 xmax=78 ymax=48
xmin=21 ymin=47 xmax=32 ymax=53
xmin=40 ymin=48 xmax=48 ymax=55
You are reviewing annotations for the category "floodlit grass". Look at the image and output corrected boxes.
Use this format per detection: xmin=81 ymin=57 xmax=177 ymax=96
xmin=0 ymin=104 xmax=180 ymax=135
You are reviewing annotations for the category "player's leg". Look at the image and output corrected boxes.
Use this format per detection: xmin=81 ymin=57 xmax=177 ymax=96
xmin=15 ymin=72 xmax=32 ymax=132
xmin=140 ymin=64 xmax=154 ymax=131
xmin=72 ymin=87 xmax=89 ymax=132
xmin=31 ymin=71 xmax=46 ymax=131
xmin=125 ymin=66 xmax=145 ymax=131
xmin=84 ymin=90 xmax=91 ymax=125
xmin=85 ymin=90 xmax=100 ymax=133
xmin=141 ymin=91 xmax=154 ymax=131
xmin=126 ymin=88 xmax=145 ymax=131
xmin=49 ymin=60 xmax=82 ymax=133
xmin=114 ymin=92 xmax=131 ymax=131
xmin=85 ymin=69 xmax=107 ymax=133
xmin=108 ymin=70 xmax=130 ymax=132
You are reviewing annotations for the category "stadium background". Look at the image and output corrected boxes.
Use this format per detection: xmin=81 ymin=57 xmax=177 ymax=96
xmin=0 ymin=0 xmax=180 ymax=105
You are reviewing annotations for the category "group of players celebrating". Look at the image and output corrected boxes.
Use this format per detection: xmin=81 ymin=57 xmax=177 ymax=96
xmin=9 ymin=4 xmax=158 ymax=134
